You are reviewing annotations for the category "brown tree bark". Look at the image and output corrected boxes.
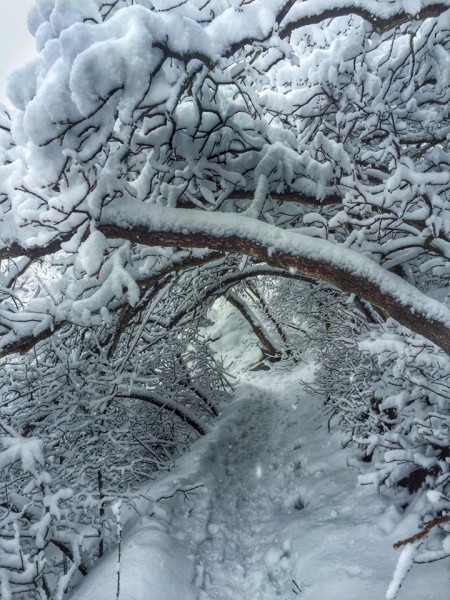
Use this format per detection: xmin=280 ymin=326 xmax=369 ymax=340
xmin=226 ymin=293 xmax=280 ymax=357
xmin=100 ymin=220 xmax=450 ymax=355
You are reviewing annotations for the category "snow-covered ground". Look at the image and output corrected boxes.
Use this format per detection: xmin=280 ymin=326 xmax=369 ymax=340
xmin=68 ymin=304 xmax=449 ymax=599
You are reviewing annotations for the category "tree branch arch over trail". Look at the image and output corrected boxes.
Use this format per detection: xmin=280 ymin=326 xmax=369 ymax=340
xmin=1 ymin=0 xmax=450 ymax=357
xmin=100 ymin=203 xmax=450 ymax=355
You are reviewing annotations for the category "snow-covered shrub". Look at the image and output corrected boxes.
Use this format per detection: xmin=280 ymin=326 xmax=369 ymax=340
xmin=357 ymin=324 xmax=450 ymax=543
xmin=0 ymin=428 xmax=83 ymax=600
xmin=0 ymin=267 xmax=232 ymax=598
xmin=322 ymin=318 xmax=450 ymax=594
xmin=252 ymin=276 xmax=366 ymax=374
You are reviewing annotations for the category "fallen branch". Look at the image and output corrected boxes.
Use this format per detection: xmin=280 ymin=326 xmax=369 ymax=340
xmin=393 ymin=515 xmax=450 ymax=549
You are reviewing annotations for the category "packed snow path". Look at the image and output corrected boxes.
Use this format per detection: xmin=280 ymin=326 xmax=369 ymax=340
xmin=184 ymin=388 xmax=297 ymax=599
xmin=182 ymin=373 xmax=449 ymax=600
xmin=70 ymin=366 xmax=450 ymax=600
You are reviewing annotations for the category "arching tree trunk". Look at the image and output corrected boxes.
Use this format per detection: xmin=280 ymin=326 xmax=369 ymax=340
xmin=101 ymin=204 xmax=450 ymax=356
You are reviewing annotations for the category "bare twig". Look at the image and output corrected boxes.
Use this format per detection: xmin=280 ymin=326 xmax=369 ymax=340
xmin=393 ymin=515 xmax=450 ymax=549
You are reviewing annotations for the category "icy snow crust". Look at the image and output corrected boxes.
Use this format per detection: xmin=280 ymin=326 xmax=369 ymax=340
xmin=68 ymin=364 xmax=450 ymax=600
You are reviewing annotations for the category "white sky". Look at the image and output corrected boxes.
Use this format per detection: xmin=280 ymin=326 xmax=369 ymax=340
xmin=0 ymin=0 xmax=37 ymax=105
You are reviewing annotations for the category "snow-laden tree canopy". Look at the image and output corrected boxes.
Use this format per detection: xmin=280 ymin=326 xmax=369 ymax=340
xmin=2 ymin=3 xmax=450 ymax=597
xmin=1 ymin=0 xmax=450 ymax=355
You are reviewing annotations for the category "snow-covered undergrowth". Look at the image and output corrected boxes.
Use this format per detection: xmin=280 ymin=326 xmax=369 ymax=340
xmin=3 ymin=277 xmax=448 ymax=599
xmin=67 ymin=360 xmax=450 ymax=599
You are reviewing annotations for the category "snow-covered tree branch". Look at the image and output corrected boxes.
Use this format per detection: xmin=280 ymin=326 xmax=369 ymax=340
xmin=1 ymin=3 xmax=450 ymax=595
xmin=0 ymin=0 xmax=449 ymax=356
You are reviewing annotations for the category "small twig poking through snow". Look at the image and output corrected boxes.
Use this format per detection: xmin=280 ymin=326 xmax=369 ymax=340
xmin=292 ymin=579 xmax=302 ymax=594
xmin=393 ymin=515 xmax=450 ymax=549
xmin=154 ymin=484 xmax=205 ymax=502
xmin=112 ymin=500 xmax=122 ymax=600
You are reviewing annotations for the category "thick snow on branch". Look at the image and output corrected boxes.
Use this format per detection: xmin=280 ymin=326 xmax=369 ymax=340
xmin=101 ymin=200 xmax=450 ymax=345
xmin=279 ymin=0 xmax=450 ymax=34
xmin=1 ymin=0 xmax=450 ymax=355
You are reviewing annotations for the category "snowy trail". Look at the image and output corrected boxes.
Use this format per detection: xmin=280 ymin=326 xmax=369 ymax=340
xmin=187 ymin=389 xmax=293 ymax=599
xmin=70 ymin=365 xmax=450 ymax=600
xmin=167 ymin=367 xmax=449 ymax=600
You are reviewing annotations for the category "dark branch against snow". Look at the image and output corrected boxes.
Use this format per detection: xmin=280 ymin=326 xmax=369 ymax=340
xmin=100 ymin=201 xmax=450 ymax=355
